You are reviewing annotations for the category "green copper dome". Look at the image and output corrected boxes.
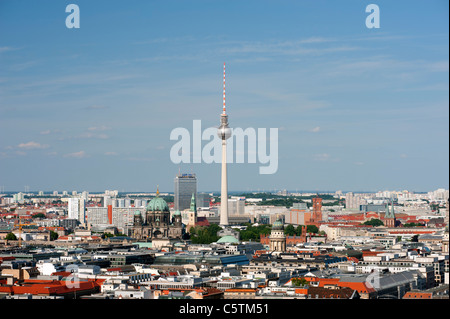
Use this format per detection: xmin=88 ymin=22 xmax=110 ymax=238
xmin=272 ymin=219 xmax=284 ymax=230
xmin=146 ymin=196 xmax=169 ymax=212
xmin=217 ymin=235 xmax=240 ymax=244
xmin=173 ymin=210 xmax=181 ymax=216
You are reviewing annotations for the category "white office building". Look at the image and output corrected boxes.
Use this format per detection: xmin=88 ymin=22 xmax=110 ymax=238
xmin=68 ymin=197 xmax=86 ymax=224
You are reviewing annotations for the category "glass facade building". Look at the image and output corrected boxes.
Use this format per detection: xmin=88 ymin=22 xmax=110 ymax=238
xmin=174 ymin=173 xmax=197 ymax=211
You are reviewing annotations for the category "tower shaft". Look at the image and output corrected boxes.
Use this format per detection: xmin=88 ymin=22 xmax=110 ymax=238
xmin=220 ymin=139 xmax=229 ymax=226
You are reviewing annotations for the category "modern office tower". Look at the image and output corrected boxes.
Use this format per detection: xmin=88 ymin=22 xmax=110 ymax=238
xmin=196 ymin=193 xmax=211 ymax=208
xmin=103 ymin=195 xmax=112 ymax=207
xmin=117 ymin=199 xmax=125 ymax=208
xmin=13 ymin=192 xmax=24 ymax=203
xmin=228 ymin=197 xmax=245 ymax=216
xmin=134 ymin=199 xmax=143 ymax=207
xmin=68 ymin=197 xmax=86 ymax=224
xmin=174 ymin=173 xmax=197 ymax=211
xmin=217 ymin=62 xmax=232 ymax=226
xmin=345 ymin=192 xmax=365 ymax=210
xmin=81 ymin=191 xmax=89 ymax=201
xmin=87 ymin=206 xmax=141 ymax=233
xmin=105 ymin=190 xmax=118 ymax=197
xmin=86 ymin=207 xmax=108 ymax=225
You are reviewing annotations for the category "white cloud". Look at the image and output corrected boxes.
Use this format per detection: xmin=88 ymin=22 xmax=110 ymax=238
xmin=0 ymin=46 xmax=16 ymax=54
xmin=84 ymin=105 xmax=109 ymax=110
xmin=314 ymin=153 xmax=330 ymax=161
xmin=87 ymin=125 xmax=110 ymax=131
xmin=313 ymin=153 xmax=340 ymax=162
xmin=78 ymin=132 xmax=109 ymax=139
xmin=310 ymin=126 xmax=321 ymax=133
xmin=64 ymin=151 xmax=88 ymax=158
xmin=17 ymin=141 xmax=49 ymax=149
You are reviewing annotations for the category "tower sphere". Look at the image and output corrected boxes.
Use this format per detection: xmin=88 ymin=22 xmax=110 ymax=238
xmin=217 ymin=125 xmax=232 ymax=140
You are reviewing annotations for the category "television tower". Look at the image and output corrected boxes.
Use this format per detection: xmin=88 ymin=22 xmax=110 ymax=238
xmin=218 ymin=62 xmax=232 ymax=226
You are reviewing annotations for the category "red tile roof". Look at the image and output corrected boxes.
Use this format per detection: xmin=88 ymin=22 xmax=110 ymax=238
xmin=403 ymin=292 xmax=432 ymax=299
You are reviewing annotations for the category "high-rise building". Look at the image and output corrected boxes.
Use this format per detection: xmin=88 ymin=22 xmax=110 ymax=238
xmin=174 ymin=173 xmax=197 ymax=211
xmin=196 ymin=193 xmax=211 ymax=208
xmin=87 ymin=206 xmax=141 ymax=234
xmin=228 ymin=197 xmax=245 ymax=216
xmin=345 ymin=192 xmax=366 ymax=210
xmin=68 ymin=197 xmax=86 ymax=224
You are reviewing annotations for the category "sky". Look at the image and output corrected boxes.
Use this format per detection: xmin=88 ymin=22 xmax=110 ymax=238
xmin=0 ymin=0 xmax=448 ymax=193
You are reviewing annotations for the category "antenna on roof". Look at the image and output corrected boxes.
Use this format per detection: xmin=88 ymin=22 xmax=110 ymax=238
xmin=222 ymin=62 xmax=226 ymax=115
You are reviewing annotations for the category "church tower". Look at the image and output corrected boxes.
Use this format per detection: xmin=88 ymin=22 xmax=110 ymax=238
xmin=269 ymin=215 xmax=286 ymax=252
xmin=384 ymin=199 xmax=396 ymax=228
xmin=190 ymin=192 xmax=197 ymax=213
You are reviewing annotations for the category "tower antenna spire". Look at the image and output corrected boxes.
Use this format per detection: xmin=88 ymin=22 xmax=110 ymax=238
xmin=223 ymin=62 xmax=226 ymax=114
xmin=218 ymin=62 xmax=231 ymax=227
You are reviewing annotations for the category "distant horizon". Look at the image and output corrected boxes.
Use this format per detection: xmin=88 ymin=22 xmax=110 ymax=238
xmin=2 ymin=188 xmax=435 ymax=195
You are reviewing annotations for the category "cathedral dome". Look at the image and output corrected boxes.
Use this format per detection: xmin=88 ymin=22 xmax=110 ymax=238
xmin=146 ymin=196 xmax=169 ymax=212
xmin=217 ymin=235 xmax=240 ymax=244
xmin=173 ymin=210 xmax=181 ymax=216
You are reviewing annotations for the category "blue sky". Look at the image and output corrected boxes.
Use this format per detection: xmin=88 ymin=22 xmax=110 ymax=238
xmin=0 ymin=0 xmax=448 ymax=193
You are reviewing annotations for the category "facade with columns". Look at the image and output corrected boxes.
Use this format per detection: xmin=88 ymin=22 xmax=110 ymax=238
xmin=269 ymin=216 xmax=286 ymax=252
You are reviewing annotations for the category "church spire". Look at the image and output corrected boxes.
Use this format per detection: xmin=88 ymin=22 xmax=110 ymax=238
xmin=190 ymin=192 xmax=197 ymax=212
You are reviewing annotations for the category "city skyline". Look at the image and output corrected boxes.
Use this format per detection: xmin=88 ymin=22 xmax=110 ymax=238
xmin=0 ymin=1 xmax=448 ymax=193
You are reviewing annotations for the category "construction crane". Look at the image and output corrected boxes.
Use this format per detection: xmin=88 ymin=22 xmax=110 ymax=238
xmin=14 ymin=216 xmax=36 ymax=248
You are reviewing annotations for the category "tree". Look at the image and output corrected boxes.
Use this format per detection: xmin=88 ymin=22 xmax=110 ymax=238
xmin=32 ymin=213 xmax=46 ymax=219
xmin=189 ymin=225 xmax=221 ymax=244
xmin=284 ymin=224 xmax=296 ymax=236
xmin=404 ymin=222 xmax=424 ymax=227
xmin=363 ymin=219 xmax=384 ymax=227
xmin=49 ymin=230 xmax=59 ymax=241
xmin=5 ymin=232 xmax=17 ymax=240
xmin=291 ymin=277 xmax=308 ymax=287
xmin=295 ymin=225 xmax=303 ymax=236
xmin=306 ymin=225 xmax=319 ymax=233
